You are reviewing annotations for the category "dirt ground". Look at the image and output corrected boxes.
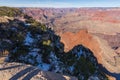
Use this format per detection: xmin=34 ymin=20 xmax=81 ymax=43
xmin=0 ymin=57 xmax=6 ymax=64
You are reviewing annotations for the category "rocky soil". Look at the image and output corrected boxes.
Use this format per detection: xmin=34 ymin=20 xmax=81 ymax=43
xmin=0 ymin=62 xmax=77 ymax=80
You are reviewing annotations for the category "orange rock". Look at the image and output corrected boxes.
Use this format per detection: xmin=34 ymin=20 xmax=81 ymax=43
xmin=60 ymin=29 xmax=102 ymax=63
xmin=106 ymin=75 xmax=116 ymax=80
xmin=60 ymin=30 xmax=120 ymax=73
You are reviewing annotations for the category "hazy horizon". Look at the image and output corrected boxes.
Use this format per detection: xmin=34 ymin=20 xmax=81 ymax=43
xmin=0 ymin=0 xmax=120 ymax=8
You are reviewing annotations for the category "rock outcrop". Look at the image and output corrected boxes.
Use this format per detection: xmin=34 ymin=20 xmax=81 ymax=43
xmin=0 ymin=62 xmax=77 ymax=80
xmin=0 ymin=17 xmax=107 ymax=80
xmin=115 ymin=47 xmax=120 ymax=55
xmin=0 ymin=16 xmax=14 ymax=23
xmin=60 ymin=30 xmax=120 ymax=73
xmin=22 ymin=8 xmax=120 ymax=35
xmin=0 ymin=7 xmax=119 ymax=80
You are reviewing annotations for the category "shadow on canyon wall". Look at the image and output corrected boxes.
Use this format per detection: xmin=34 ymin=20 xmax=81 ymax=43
xmin=99 ymin=64 xmax=120 ymax=80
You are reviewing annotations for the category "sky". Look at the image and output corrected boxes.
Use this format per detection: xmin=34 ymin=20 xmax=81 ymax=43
xmin=0 ymin=0 xmax=120 ymax=8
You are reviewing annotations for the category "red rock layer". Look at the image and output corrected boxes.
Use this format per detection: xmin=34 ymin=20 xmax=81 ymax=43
xmin=60 ymin=30 xmax=102 ymax=63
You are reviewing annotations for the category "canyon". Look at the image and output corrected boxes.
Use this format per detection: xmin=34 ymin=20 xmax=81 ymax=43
xmin=22 ymin=8 xmax=120 ymax=54
xmin=22 ymin=8 xmax=120 ymax=79
xmin=0 ymin=7 xmax=120 ymax=80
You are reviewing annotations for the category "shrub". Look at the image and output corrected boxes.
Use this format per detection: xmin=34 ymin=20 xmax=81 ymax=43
xmin=42 ymin=40 xmax=51 ymax=46
xmin=0 ymin=6 xmax=23 ymax=17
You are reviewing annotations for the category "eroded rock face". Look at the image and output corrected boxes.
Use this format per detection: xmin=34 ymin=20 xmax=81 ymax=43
xmin=0 ymin=62 xmax=77 ymax=80
xmin=22 ymin=8 xmax=120 ymax=35
xmin=94 ymin=33 xmax=120 ymax=50
xmin=60 ymin=30 xmax=120 ymax=73
xmin=115 ymin=47 xmax=120 ymax=55
xmin=0 ymin=17 xmax=107 ymax=80
xmin=0 ymin=16 xmax=14 ymax=23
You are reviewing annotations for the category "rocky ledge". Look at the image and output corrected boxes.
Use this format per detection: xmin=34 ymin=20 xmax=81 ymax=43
xmin=0 ymin=62 xmax=77 ymax=80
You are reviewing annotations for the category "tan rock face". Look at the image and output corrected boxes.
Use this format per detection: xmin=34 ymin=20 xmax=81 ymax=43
xmin=61 ymin=30 xmax=102 ymax=63
xmin=23 ymin=8 xmax=120 ymax=35
xmin=115 ymin=47 xmax=120 ymax=54
xmin=0 ymin=16 xmax=14 ymax=23
xmin=60 ymin=30 xmax=120 ymax=73
xmin=0 ymin=62 xmax=77 ymax=80
xmin=106 ymin=75 xmax=116 ymax=80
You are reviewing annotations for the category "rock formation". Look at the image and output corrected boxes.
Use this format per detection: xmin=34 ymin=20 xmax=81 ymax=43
xmin=0 ymin=62 xmax=77 ymax=80
xmin=0 ymin=15 xmax=107 ymax=80
xmin=0 ymin=7 xmax=120 ymax=80
xmin=60 ymin=30 xmax=120 ymax=73
xmin=22 ymin=8 xmax=120 ymax=35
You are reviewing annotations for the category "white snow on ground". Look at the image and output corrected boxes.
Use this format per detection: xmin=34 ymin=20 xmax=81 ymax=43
xmin=49 ymin=52 xmax=63 ymax=72
xmin=38 ymin=63 xmax=50 ymax=71
xmin=69 ymin=66 xmax=74 ymax=72
xmin=29 ymin=51 xmax=39 ymax=57
xmin=24 ymin=32 xmax=34 ymax=45
xmin=31 ymin=48 xmax=41 ymax=52
xmin=29 ymin=51 xmax=42 ymax=63
xmin=26 ymin=51 xmax=51 ymax=71
xmin=2 ymin=39 xmax=12 ymax=44
xmin=77 ymin=49 xmax=83 ymax=58
xmin=25 ymin=23 xmax=31 ymax=26
xmin=27 ymin=50 xmax=42 ymax=64
xmin=74 ymin=49 xmax=83 ymax=59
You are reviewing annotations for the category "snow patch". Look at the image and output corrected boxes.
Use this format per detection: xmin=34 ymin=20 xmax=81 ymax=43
xmin=29 ymin=52 xmax=38 ymax=57
xmin=69 ymin=66 xmax=74 ymax=72
xmin=31 ymin=48 xmax=41 ymax=52
xmin=38 ymin=63 xmax=50 ymax=71
xmin=28 ymin=51 xmax=42 ymax=64
xmin=77 ymin=49 xmax=83 ymax=58
xmin=49 ymin=52 xmax=63 ymax=72
xmin=24 ymin=32 xmax=34 ymax=45
xmin=25 ymin=23 xmax=31 ymax=26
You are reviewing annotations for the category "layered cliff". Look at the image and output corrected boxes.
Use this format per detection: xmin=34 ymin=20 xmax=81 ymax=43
xmin=22 ymin=8 xmax=120 ymax=35
xmin=60 ymin=30 xmax=120 ymax=73
xmin=1 ymin=7 xmax=119 ymax=80
xmin=0 ymin=18 xmax=107 ymax=80
xmin=0 ymin=10 xmax=107 ymax=80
